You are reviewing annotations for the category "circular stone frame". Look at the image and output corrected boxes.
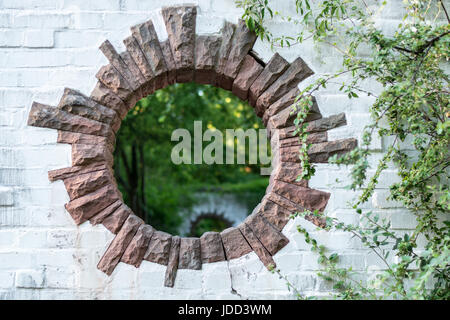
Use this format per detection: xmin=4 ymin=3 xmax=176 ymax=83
xmin=27 ymin=5 xmax=357 ymax=287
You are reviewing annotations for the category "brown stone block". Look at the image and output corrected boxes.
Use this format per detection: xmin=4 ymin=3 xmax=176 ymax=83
xmin=160 ymin=39 xmax=176 ymax=87
xmin=194 ymin=35 xmax=221 ymax=85
xmin=239 ymin=223 xmax=275 ymax=269
xmin=97 ymin=214 xmax=144 ymax=275
xmin=90 ymin=81 xmax=129 ymax=120
xmin=57 ymin=88 xmax=120 ymax=132
xmin=272 ymin=180 xmax=330 ymax=213
xmin=244 ymin=213 xmax=289 ymax=256
xmin=28 ymin=102 xmax=115 ymax=142
xmin=57 ymin=131 xmax=114 ymax=153
xmin=120 ymin=51 xmax=146 ymax=88
xmin=249 ymin=53 xmax=289 ymax=107
xmin=220 ymin=227 xmax=252 ymax=260
xmin=48 ymin=162 xmax=109 ymax=182
xmin=89 ymin=199 xmax=122 ymax=226
xmin=258 ymin=197 xmax=293 ymax=230
xmin=101 ymin=203 xmax=133 ymax=234
xmin=232 ymin=55 xmax=264 ymax=100
xmin=164 ymin=235 xmax=180 ymax=287
xmin=71 ymin=143 xmax=113 ymax=167
xmin=121 ymin=224 xmax=155 ymax=268
xmin=261 ymin=87 xmax=299 ymax=122
xmin=123 ymin=35 xmax=154 ymax=81
xmin=65 ymin=183 xmax=121 ymax=225
xmin=99 ymin=40 xmax=140 ymax=91
xmin=279 ymin=132 xmax=328 ymax=148
xmin=256 ymin=57 xmax=313 ymax=112
xmin=307 ymin=138 xmax=357 ymax=163
xmin=200 ymin=231 xmax=226 ymax=263
xmin=63 ymin=169 xmax=113 ymax=200
xmin=221 ymin=20 xmax=257 ymax=90
xmin=178 ymin=237 xmax=202 ymax=270
xmin=215 ymin=21 xmax=235 ymax=83
xmin=270 ymin=161 xmax=308 ymax=188
xmin=131 ymin=20 xmax=168 ymax=86
xmin=95 ymin=64 xmax=133 ymax=101
xmin=161 ymin=5 xmax=197 ymax=83
xmin=144 ymin=230 xmax=172 ymax=265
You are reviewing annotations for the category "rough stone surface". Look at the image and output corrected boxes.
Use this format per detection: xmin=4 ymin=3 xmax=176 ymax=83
xmin=123 ymin=35 xmax=154 ymax=81
xmin=28 ymin=102 xmax=114 ymax=140
xmin=277 ymin=113 xmax=347 ymax=140
xmin=131 ymin=20 xmax=168 ymax=87
xmin=144 ymin=231 xmax=172 ymax=265
xmin=95 ymin=64 xmax=132 ymax=101
xmin=89 ymin=200 xmax=123 ymax=226
xmin=97 ymin=214 xmax=144 ymax=275
xmin=221 ymin=20 xmax=257 ymax=90
xmin=64 ymin=184 xmax=121 ymax=225
xmin=101 ymin=203 xmax=133 ymax=234
xmin=178 ymin=237 xmax=202 ymax=270
xmin=57 ymin=131 xmax=114 ymax=153
xmin=99 ymin=40 xmax=140 ymax=91
xmin=120 ymin=51 xmax=146 ymax=88
xmin=244 ymin=213 xmax=289 ymax=256
xmin=260 ymin=87 xmax=299 ymax=121
xmin=272 ymin=181 xmax=330 ymax=213
xmin=121 ymin=224 xmax=154 ymax=268
xmin=194 ymin=35 xmax=221 ymax=85
xmin=258 ymin=197 xmax=292 ymax=231
xmin=279 ymin=132 xmax=328 ymax=148
xmin=63 ymin=169 xmax=112 ymax=200
xmin=164 ymin=235 xmax=181 ymax=287
xmin=215 ymin=21 xmax=235 ymax=83
xmin=48 ymin=162 xmax=109 ymax=182
xmin=71 ymin=143 xmax=113 ymax=167
xmin=220 ymin=227 xmax=252 ymax=260
xmin=160 ymin=39 xmax=176 ymax=87
xmin=266 ymin=97 xmax=322 ymax=131
xmin=90 ymin=81 xmax=129 ymax=119
xmin=256 ymin=57 xmax=313 ymax=112
xmin=231 ymin=54 xmax=264 ymax=100
xmin=270 ymin=161 xmax=308 ymax=188
xmin=200 ymin=231 xmax=226 ymax=263
xmin=249 ymin=53 xmax=289 ymax=107
xmin=280 ymin=138 xmax=357 ymax=163
xmin=162 ymin=5 xmax=197 ymax=83
xmin=239 ymin=223 xmax=275 ymax=269
xmin=57 ymin=88 xmax=120 ymax=131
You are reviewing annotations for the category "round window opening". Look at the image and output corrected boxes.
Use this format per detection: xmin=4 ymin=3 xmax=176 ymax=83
xmin=26 ymin=5 xmax=357 ymax=287
xmin=114 ymin=83 xmax=270 ymax=237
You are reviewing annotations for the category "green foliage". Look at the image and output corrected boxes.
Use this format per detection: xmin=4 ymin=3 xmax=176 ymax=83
xmin=237 ymin=0 xmax=449 ymax=299
xmin=114 ymin=83 xmax=269 ymax=235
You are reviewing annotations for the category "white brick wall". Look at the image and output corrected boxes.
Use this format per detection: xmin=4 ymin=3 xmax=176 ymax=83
xmin=0 ymin=0 xmax=418 ymax=299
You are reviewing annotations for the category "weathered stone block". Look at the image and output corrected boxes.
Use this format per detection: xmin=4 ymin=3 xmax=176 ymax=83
xmin=220 ymin=227 xmax=252 ymax=260
xmin=164 ymin=235 xmax=180 ymax=287
xmin=200 ymin=231 xmax=226 ymax=263
xmin=232 ymin=54 xmax=264 ymax=100
xmin=89 ymin=199 xmax=122 ymax=226
xmin=249 ymin=53 xmax=289 ymax=107
xmin=221 ymin=20 xmax=257 ymax=90
xmin=63 ymin=169 xmax=112 ymax=200
xmin=48 ymin=162 xmax=109 ymax=182
xmin=71 ymin=143 xmax=113 ymax=167
xmin=239 ymin=223 xmax=275 ymax=269
xmin=28 ymin=102 xmax=114 ymax=141
xmin=215 ymin=21 xmax=235 ymax=83
xmin=97 ymin=214 xmax=144 ymax=275
xmin=161 ymin=5 xmax=197 ymax=83
xmin=121 ymin=224 xmax=154 ymax=268
xmin=65 ymin=184 xmax=121 ymax=225
xmin=57 ymin=131 xmax=114 ymax=153
xmin=256 ymin=57 xmax=313 ymax=112
xmin=144 ymin=230 xmax=172 ymax=265
xmin=101 ymin=203 xmax=133 ymax=234
xmin=194 ymin=35 xmax=221 ymax=85
xmin=90 ymin=81 xmax=129 ymax=119
xmin=244 ymin=213 xmax=289 ymax=256
xmin=178 ymin=237 xmax=202 ymax=270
